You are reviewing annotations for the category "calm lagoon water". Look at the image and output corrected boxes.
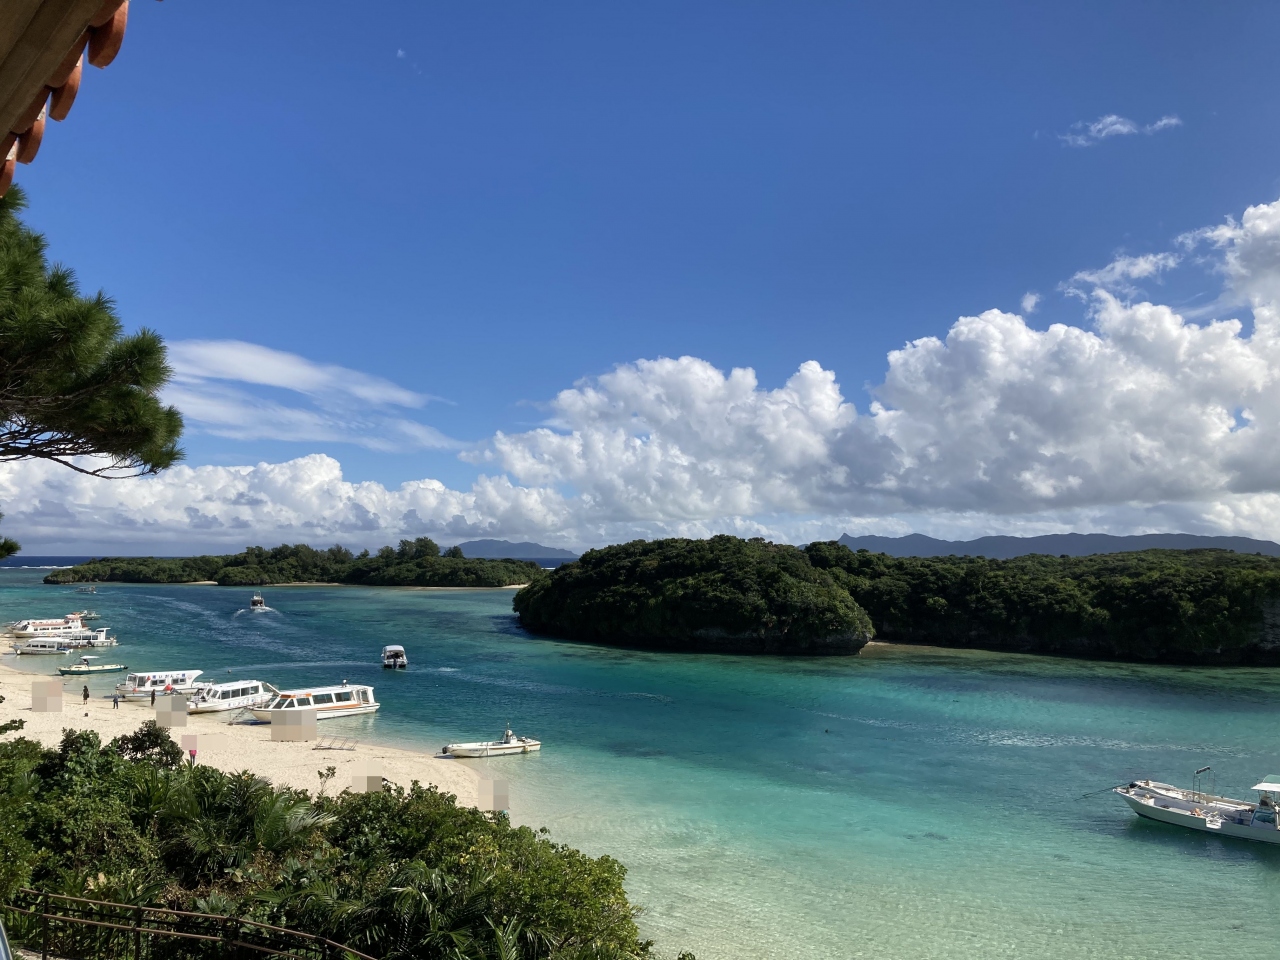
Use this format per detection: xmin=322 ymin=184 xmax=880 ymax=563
xmin=5 ymin=569 xmax=1280 ymax=959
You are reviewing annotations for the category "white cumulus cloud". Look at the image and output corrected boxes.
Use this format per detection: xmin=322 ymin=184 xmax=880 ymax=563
xmin=8 ymin=195 xmax=1280 ymax=551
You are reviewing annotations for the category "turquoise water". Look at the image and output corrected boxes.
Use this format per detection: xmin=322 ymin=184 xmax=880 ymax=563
xmin=5 ymin=570 xmax=1280 ymax=959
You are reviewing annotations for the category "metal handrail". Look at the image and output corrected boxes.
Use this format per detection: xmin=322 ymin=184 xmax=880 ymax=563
xmin=1 ymin=888 xmax=378 ymax=960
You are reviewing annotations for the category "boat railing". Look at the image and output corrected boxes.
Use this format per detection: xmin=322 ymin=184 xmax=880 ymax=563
xmin=0 ymin=888 xmax=378 ymax=960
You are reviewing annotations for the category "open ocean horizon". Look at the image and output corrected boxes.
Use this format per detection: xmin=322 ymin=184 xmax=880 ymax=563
xmin=4 ymin=567 xmax=1279 ymax=959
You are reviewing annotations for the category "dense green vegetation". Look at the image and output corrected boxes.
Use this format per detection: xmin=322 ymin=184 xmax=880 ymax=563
xmin=804 ymin=542 xmax=1280 ymax=663
xmin=0 ymin=722 xmax=674 ymax=959
xmin=43 ymin=538 xmax=543 ymax=588
xmin=513 ymin=536 xmax=874 ymax=654
xmin=0 ymin=186 xmax=183 ymax=479
xmin=514 ymin=536 xmax=1280 ymax=663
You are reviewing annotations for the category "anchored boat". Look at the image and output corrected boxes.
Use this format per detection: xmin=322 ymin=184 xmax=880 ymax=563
xmin=187 ymin=679 xmax=277 ymax=713
xmin=1116 ymin=767 xmax=1280 ymax=843
xmin=12 ymin=638 xmax=73 ymax=655
xmin=58 ymin=656 xmax=127 ymax=676
xmin=11 ymin=613 xmax=86 ymax=639
xmin=381 ymin=644 xmax=408 ymax=669
xmin=444 ymin=727 xmax=541 ymax=758
xmin=249 ymin=682 xmax=379 ymax=721
xmin=115 ymin=670 xmax=205 ymax=700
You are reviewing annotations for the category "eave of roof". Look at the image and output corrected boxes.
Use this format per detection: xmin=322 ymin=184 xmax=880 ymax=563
xmin=0 ymin=0 xmax=135 ymax=196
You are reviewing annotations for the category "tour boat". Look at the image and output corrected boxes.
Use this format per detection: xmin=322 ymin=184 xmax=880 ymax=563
xmin=249 ymin=682 xmax=379 ymax=721
xmin=444 ymin=728 xmax=541 ymax=758
xmin=58 ymin=656 xmax=127 ymax=676
xmin=1115 ymin=769 xmax=1280 ymax=844
xmin=59 ymin=628 xmax=116 ymax=649
xmin=13 ymin=638 xmax=73 ymax=655
xmin=381 ymin=644 xmax=408 ymax=669
xmin=11 ymin=613 xmax=86 ymax=638
xmin=186 ymin=679 xmax=277 ymax=713
xmin=114 ymin=670 xmax=205 ymax=700
xmin=250 ymin=593 xmax=267 ymax=611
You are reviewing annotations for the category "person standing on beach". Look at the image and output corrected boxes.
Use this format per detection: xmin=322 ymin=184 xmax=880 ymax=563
xmin=112 ymin=693 xmax=119 ymax=710
xmin=82 ymin=685 xmax=89 ymax=705
xmin=150 ymin=688 xmax=156 ymax=707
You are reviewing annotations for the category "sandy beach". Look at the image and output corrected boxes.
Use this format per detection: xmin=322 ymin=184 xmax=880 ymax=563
xmin=0 ymin=657 xmax=480 ymax=806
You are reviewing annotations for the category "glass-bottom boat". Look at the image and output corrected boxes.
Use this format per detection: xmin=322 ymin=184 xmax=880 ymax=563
xmin=249 ymin=682 xmax=379 ymax=721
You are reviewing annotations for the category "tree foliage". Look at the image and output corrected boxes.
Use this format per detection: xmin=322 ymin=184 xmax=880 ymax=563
xmin=0 ymin=726 xmax=661 ymax=959
xmin=513 ymin=536 xmax=874 ymax=654
xmin=44 ymin=538 xmax=543 ymax=588
xmin=805 ymin=542 xmax=1280 ymax=662
xmin=0 ymin=186 xmax=183 ymax=478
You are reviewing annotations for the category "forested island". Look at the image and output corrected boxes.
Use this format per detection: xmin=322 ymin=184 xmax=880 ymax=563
xmin=515 ymin=537 xmax=1280 ymax=663
xmin=0 ymin=721 xmax=669 ymax=960
xmin=43 ymin=538 xmax=542 ymax=588
xmin=806 ymin=541 xmax=1280 ymax=663
xmin=513 ymin=536 xmax=874 ymax=654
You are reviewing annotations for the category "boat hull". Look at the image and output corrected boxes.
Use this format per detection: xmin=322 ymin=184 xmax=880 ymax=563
xmin=248 ymin=703 xmax=380 ymax=722
xmin=446 ymin=740 xmax=541 ymax=757
xmin=1119 ymin=792 xmax=1280 ymax=844
xmin=58 ymin=664 xmax=127 ymax=675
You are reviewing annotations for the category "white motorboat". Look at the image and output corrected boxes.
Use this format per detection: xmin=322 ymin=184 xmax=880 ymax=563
xmin=444 ymin=728 xmax=541 ymax=758
xmin=11 ymin=613 xmax=86 ymax=639
xmin=249 ymin=682 xmax=379 ymax=721
xmin=250 ymin=592 xmax=267 ymax=611
xmin=381 ymin=644 xmax=408 ymax=669
xmin=187 ymin=679 xmax=277 ymax=713
xmin=58 ymin=656 xmax=127 ymax=676
xmin=1116 ymin=768 xmax=1280 ymax=844
xmin=115 ymin=670 xmax=205 ymax=700
xmin=59 ymin=628 xmax=116 ymax=649
xmin=13 ymin=638 xmax=72 ymax=655
xmin=72 ymin=607 xmax=100 ymax=618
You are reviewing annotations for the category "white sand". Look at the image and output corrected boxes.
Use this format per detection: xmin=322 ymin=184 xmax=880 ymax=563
xmin=0 ymin=658 xmax=480 ymax=806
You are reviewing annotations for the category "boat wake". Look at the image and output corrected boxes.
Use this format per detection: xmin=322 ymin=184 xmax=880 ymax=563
xmin=233 ymin=606 xmax=280 ymax=617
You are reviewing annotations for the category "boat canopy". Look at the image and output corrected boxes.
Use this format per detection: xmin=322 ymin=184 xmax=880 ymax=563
xmin=1252 ymin=777 xmax=1280 ymax=792
xmin=382 ymin=645 xmax=406 ymax=653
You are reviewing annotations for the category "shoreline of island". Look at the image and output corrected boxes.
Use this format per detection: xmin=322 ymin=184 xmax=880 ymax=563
xmin=0 ymin=657 xmax=482 ymax=807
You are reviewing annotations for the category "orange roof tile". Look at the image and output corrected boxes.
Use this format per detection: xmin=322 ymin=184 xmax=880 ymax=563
xmin=1 ymin=0 xmax=147 ymax=197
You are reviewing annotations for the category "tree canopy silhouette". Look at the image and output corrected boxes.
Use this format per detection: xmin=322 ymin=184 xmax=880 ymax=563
xmin=0 ymin=186 xmax=184 ymax=558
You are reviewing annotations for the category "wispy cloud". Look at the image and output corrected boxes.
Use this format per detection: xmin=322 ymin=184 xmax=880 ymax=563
xmin=1060 ymin=113 xmax=1182 ymax=148
xmin=1020 ymin=291 xmax=1041 ymax=314
xmin=165 ymin=340 xmax=458 ymax=452
xmin=1061 ymin=252 xmax=1180 ymax=299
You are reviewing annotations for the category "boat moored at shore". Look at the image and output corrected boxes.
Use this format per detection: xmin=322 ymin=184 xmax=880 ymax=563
xmin=187 ymin=679 xmax=277 ymax=713
xmin=249 ymin=682 xmax=379 ymax=721
xmin=58 ymin=656 xmax=127 ymax=676
xmin=12 ymin=638 xmax=73 ymax=655
xmin=115 ymin=670 xmax=205 ymax=700
xmin=11 ymin=613 xmax=86 ymax=639
xmin=444 ymin=728 xmax=541 ymax=757
xmin=1116 ymin=769 xmax=1280 ymax=844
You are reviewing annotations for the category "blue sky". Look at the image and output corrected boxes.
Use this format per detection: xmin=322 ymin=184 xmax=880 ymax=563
xmin=8 ymin=1 xmax=1280 ymax=552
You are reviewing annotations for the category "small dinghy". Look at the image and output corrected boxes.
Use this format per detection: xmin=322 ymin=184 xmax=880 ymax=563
xmin=444 ymin=727 xmax=541 ymax=758
xmin=58 ymin=656 xmax=127 ymax=676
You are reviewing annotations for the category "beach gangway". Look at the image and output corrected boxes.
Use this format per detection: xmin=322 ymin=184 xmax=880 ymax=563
xmin=313 ymin=734 xmax=359 ymax=751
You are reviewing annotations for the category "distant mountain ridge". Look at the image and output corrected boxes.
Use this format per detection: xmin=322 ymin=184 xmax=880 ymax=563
xmin=454 ymin=539 xmax=579 ymax=560
xmin=836 ymin=532 xmax=1280 ymax=559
